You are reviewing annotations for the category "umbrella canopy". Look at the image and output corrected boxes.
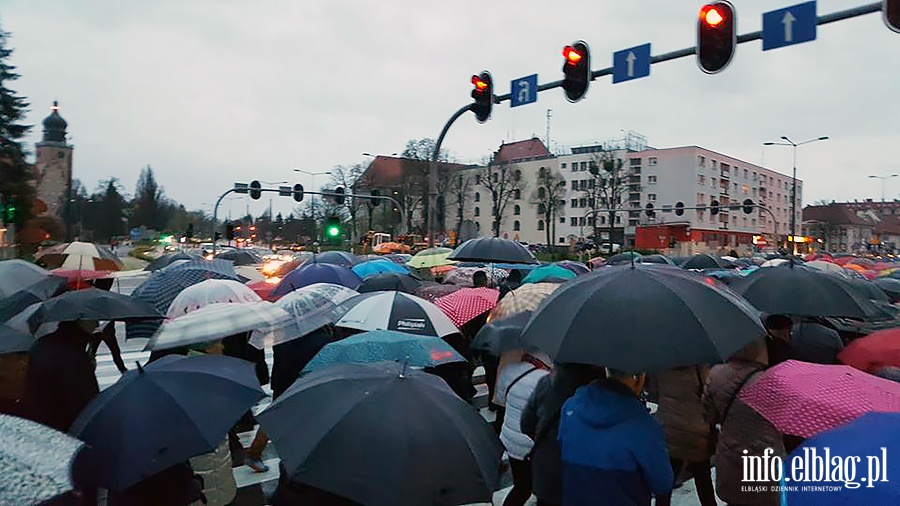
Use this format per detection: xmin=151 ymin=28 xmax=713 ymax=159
xmin=50 ymin=268 xmax=112 ymax=290
xmin=335 ymin=291 xmax=460 ymax=337
xmin=0 ymin=414 xmax=86 ymax=505
xmin=414 ymin=283 xmax=463 ymax=301
xmin=165 ymin=279 xmax=261 ymax=318
xmin=311 ymin=251 xmax=358 ymax=268
xmin=0 ymin=322 xmax=34 ymax=354
xmin=357 ymin=272 xmax=423 ymax=294
xmin=606 ymin=251 xmax=642 ymax=266
xmin=257 ymin=362 xmax=503 ymax=505
xmin=785 ymin=412 xmax=900 ymax=505
xmin=246 ymin=278 xmax=278 ymax=300
xmin=730 ymin=266 xmax=878 ymax=318
xmin=272 ymin=257 xmax=306 ymax=278
xmin=214 ymin=249 xmax=263 ymax=266
xmin=841 ymin=275 xmax=891 ymax=303
xmin=522 ymin=264 xmax=577 ymax=284
xmin=680 ymin=253 xmax=724 ymax=270
xmin=70 ymin=355 xmax=265 ymax=491
xmin=448 ymin=237 xmax=538 ymax=264
xmin=553 ymin=260 xmax=590 ymax=275
xmin=144 ymin=251 xmax=201 ymax=272
xmin=406 ymin=247 xmax=456 ymax=269
xmin=471 ymin=310 xmax=532 ymax=355
xmin=351 ymin=259 xmax=409 ymax=278
xmin=0 ymin=276 xmax=67 ymax=322
xmin=28 ymin=288 xmax=162 ymax=333
xmin=147 ymin=301 xmax=288 ymax=351
xmin=491 ymin=283 xmax=559 ymax=320
xmin=434 ymin=287 xmax=500 ymax=327
xmin=803 ymin=260 xmax=847 ymax=275
xmin=739 ymin=360 xmax=900 ymax=438
xmin=872 ymin=277 xmax=900 ymax=302
xmin=521 ymin=265 xmax=765 ymax=373
xmin=0 ymin=259 xmax=51 ymax=298
xmin=35 ymin=241 xmax=123 ymax=271
xmin=384 ymin=253 xmax=412 ymax=264
xmin=837 ymin=327 xmax=900 ymax=373
xmin=303 ymin=330 xmax=465 ymax=372
xmin=250 ymin=283 xmax=359 ymax=348
xmin=444 ymin=266 xmax=508 ymax=287
xmin=271 ymin=263 xmax=362 ymax=299
xmin=587 ymin=257 xmax=606 ymax=269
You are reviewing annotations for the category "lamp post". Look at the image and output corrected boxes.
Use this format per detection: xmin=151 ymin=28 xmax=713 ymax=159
xmin=868 ymin=174 xmax=898 ymax=202
xmin=293 ymin=169 xmax=332 ymax=240
xmin=763 ymin=135 xmax=829 ymax=253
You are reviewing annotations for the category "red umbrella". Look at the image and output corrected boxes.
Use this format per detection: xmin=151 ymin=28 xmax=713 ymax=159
xmin=739 ymin=360 xmax=900 ymax=438
xmin=838 ymin=328 xmax=900 ymax=373
xmin=849 ymin=257 xmax=875 ymax=268
xmin=51 ymin=268 xmax=112 ymax=290
xmin=434 ymin=287 xmax=499 ymax=327
xmin=833 ymin=256 xmax=854 ymax=266
xmin=247 ymin=279 xmax=278 ymax=300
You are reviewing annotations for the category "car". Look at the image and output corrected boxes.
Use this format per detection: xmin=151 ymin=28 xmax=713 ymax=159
xmin=597 ymin=243 xmax=622 ymax=254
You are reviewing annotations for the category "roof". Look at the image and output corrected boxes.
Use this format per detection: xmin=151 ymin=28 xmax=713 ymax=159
xmin=876 ymin=215 xmax=900 ymax=235
xmin=492 ymin=137 xmax=552 ymax=164
xmin=356 ymin=156 xmax=474 ymax=188
xmin=803 ymin=205 xmax=873 ymax=227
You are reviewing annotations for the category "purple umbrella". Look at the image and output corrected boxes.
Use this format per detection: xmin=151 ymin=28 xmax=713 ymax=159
xmin=553 ymin=260 xmax=590 ymax=276
xmin=271 ymin=263 xmax=362 ymax=299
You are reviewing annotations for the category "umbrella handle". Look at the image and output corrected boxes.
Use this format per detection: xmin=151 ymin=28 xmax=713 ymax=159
xmin=399 ymin=357 xmax=409 ymax=379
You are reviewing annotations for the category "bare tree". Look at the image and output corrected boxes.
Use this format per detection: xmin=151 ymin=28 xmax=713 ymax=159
xmin=531 ymin=167 xmax=566 ymax=248
xmin=582 ymin=149 xmax=629 ymax=251
xmin=329 ymin=163 xmax=365 ymax=241
xmin=478 ymin=160 xmax=526 ymax=237
xmin=401 ymin=138 xmax=449 ymax=235
xmin=447 ymin=170 xmax=475 ymax=242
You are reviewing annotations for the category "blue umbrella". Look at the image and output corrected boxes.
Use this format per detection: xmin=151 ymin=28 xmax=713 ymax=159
xmin=554 ymin=260 xmax=590 ymax=275
xmin=271 ymin=263 xmax=362 ymax=298
xmin=352 ymin=259 xmax=409 ymax=278
xmin=303 ymin=330 xmax=464 ymax=372
xmin=312 ymin=251 xmax=358 ymax=268
xmin=522 ymin=264 xmax=577 ymax=284
xmin=70 ymin=354 xmax=265 ymax=491
xmin=786 ymin=413 xmax=900 ymax=505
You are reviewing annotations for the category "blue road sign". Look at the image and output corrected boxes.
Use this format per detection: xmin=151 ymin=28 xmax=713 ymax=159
xmin=762 ymin=1 xmax=817 ymax=51
xmin=612 ymin=43 xmax=651 ymax=84
xmin=510 ymin=74 xmax=538 ymax=108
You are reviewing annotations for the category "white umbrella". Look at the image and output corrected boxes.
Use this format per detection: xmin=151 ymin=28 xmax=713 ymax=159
xmin=166 ymin=279 xmax=260 ymax=318
xmin=760 ymin=258 xmax=790 ymax=268
xmin=146 ymin=301 xmax=289 ymax=351
xmin=0 ymin=414 xmax=85 ymax=505
xmin=335 ymin=291 xmax=460 ymax=337
xmin=250 ymin=283 xmax=358 ymax=348
xmin=804 ymin=260 xmax=849 ymax=275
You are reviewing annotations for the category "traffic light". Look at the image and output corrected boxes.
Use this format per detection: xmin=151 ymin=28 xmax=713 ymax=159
xmin=742 ymin=199 xmax=755 ymax=215
xmin=675 ymin=202 xmax=685 ymax=217
xmin=710 ymin=199 xmax=720 ymax=216
xmin=325 ymin=216 xmax=342 ymax=240
xmin=293 ymin=183 xmax=304 ymax=202
xmin=186 ymin=223 xmax=194 ymax=240
xmin=225 ymin=223 xmax=235 ymax=241
xmin=471 ymin=71 xmax=493 ymax=123
xmin=370 ymin=189 xmax=381 ymax=206
xmin=886 ymin=0 xmax=900 ymax=33
xmin=562 ymin=41 xmax=591 ymax=102
xmin=645 ymin=203 xmax=655 ymax=218
xmin=333 ymin=187 xmax=345 ymax=205
xmin=249 ymin=180 xmax=262 ymax=200
xmin=697 ymin=2 xmax=736 ymax=74
xmin=214 ymin=231 xmax=222 ymax=242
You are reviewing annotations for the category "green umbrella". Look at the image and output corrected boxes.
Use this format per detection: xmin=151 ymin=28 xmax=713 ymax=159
xmin=407 ymin=248 xmax=456 ymax=269
xmin=522 ymin=264 xmax=576 ymax=284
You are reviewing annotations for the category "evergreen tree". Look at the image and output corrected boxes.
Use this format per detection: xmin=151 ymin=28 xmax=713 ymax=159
xmin=131 ymin=166 xmax=170 ymax=230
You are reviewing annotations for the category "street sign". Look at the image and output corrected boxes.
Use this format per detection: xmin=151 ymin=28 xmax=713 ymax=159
xmin=612 ymin=43 xmax=651 ymax=84
xmin=233 ymin=182 xmax=249 ymax=194
xmin=278 ymin=186 xmax=292 ymax=197
xmin=762 ymin=1 xmax=817 ymax=51
xmin=510 ymin=74 xmax=538 ymax=108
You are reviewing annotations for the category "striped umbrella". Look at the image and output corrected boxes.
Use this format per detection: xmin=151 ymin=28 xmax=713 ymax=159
xmin=491 ymin=283 xmax=559 ymax=320
xmin=435 ymin=287 xmax=500 ymax=327
xmin=335 ymin=291 xmax=459 ymax=337
xmin=35 ymin=242 xmax=123 ymax=271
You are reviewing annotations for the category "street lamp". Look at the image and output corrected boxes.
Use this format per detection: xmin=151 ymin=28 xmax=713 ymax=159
xmin=294 ymin=169 xmax=332 ymax=240
xmin=763 ymin=135 xmax=829 ymax=253
xmin=868 ymin=174 xmax=898 ymax=202
xmin=362 ymin=152 xmax=398 ymax=157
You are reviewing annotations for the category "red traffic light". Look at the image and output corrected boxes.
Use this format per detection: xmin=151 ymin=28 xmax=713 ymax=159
xmin=701 ymin=5 xmax=725 ymax=27
xmin=471 ymin=75 xmax=488 ymax=91
xmin=561 ymin=40 xmax=591 ymax=102
xmin=563 ymin=46 xmax=584 ymax=65
xmin=696 ymin=1 xmax=736 ymax=74
xmin=470 ymin=71 xmax=493 ymax=123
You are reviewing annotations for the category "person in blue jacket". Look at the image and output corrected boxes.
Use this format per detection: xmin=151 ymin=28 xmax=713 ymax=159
xmin=558 ymin=369 xmax=673 ymax=506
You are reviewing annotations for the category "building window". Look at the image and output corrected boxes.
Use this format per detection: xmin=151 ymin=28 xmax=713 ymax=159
xmin=561 ymin=163 xmax=567 ymax=170
xmin=698 ymin=174 xmax=706 ymax=185
xmin=514 ymin=189 xmax=521 ymax=200
xmin=744 ymin=169 xmax=749 ymax=179
xmin=579 ymin=217 xmax=586 ymax=226
xmin=538 ymin=188 xmax=546 ymax=200
xmin=732 ymin=216 xmax=737 ymax=225
xmin=698 ymin=155 xmax=706 ymax=167
xmin=514 ymin=205 xmax=521 ymax=216
xmin=474 ymin=207 xmax=480 ymax=217
xmin=601 ymin=216 xmax=606 ymax=225
xmin=571 ymin=180 xmax=578 ymax=190
xmin=559 ymin=237 xmax=565 ymax=243
xmin=475 ymin=174 xmax=481 ymax=184
xmin=648 ymin=157 xmax=658 ymax=166
xmin=476 ymin=222 xmax=480 ymax=232
xmin=615 ymin=215 xmax=621 ymax=224
xmin=570 ymin=199 xmax=578 ymax=208
xmin=648 ymin=175 xmax=657 ymax=184
xmin=579 ymin=180 xmax=587 ymax=191
xmin=630 ymin=158 xmax=642 ymax=166
xmin=474 ymin=192 xmax=480 ymax=202
xmin=588 ymin=217 xmax=596 ymax=226
xmin=648 ymin=194 xmax=657 ymax=201
xmin=514 ymin=170 xmax=522 ymax=181
xmin=753 ymin=188 xmax=757 ymax=197
xmin=514 ymin=220 xmax=521 ymax=231
xmin=559 ymin=217 xmax=565 ymax=224
xmin=588 ymin=198 xmax=595 ymax=208
xmin=711 ymin=160 xmax=717 ymax=169
xmin=579 ymin=198 xmax=587 ymax=208
xmin=570 ymin=217 xmax=578 ymax=226
xmin=538 ymin=220 xmax=545 ymax=231
xmin=580 ymin=162 xmax=587 ymax=171
xmin=711 ymin=178 xmax=717 ymax=188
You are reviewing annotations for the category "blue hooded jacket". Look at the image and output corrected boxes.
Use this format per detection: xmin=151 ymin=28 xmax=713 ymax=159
xmin=558 ymin=379 xmax=673 ymax=506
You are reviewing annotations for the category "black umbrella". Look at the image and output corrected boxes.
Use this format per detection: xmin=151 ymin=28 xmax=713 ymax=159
xmin=873 ymin=277 xmax=900 ymax=302
xmin=471 ymin=310 xmax=532 ymax=355
xmin=0 ymin=276 xmax=67 ymax=322
xmin=70 ymin=354 xmax=265 ymax=491
xmin=447 ymin=237 xmax=538 ymax=264
xmin=520 ymin=264 xmax=765 ymax=373
xmin=143 ymin=251 xmax=200 ymax=272
xmin=27 ymin=288 xmax=163 ymax=333
xmin=642 ymin=254 xmax=674 ymax=265
xmin=214 ymin=249 xmax=262 ymax=266
xmin=680 ymin=253 xmax=725 ymax=270
xmin=0 ymin=259 xmax=51 ymax=299
xmin=312 ymin=251 xmax=358 ymax=268
xmin=840 ymin=275 xmax=890 ymax=303
xmin=730 ymin=266 xmax=878 ymax=318
xmin=357 ymin=272 xmax=423 ymax=294
xmin=257 ymin=362 xmax=503 ymax=505
xmin=606 ymin=251 xmax=642 ymax=266
xmin=0 ymin=323 xmax=33 ymax=354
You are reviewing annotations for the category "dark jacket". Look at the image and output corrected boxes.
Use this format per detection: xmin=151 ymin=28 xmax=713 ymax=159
xmin=107 ymin=463 xmax=204 ymax=506
xmin=271 ymin=466 xmax=360 ymax=506
xmin=521 ymin=365 xmax=596 ymax=505
xmin=25 ymin=324 xmax=99 ymax=432
xmin=271 ymin=326 xmax=335 ymax=398
xmin=558 ymin=379 xmax=673 ymax=506
xmin=223 ymin=332 xmax=269 ymax=386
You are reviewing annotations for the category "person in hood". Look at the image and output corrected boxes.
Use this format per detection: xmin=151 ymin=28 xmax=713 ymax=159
xmin=558 ymin=368 xmax=673 ymax=506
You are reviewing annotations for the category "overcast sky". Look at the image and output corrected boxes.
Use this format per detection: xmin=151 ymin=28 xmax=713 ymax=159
xmin=3 ymin=0 xmax=899 ymax=219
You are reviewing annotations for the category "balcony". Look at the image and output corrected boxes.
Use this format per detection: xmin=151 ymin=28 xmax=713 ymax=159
xmin=628 ymin=174 xmax=641 ymax=183
xmin=629 ymin=167 xmax=641 ymax=175
xmin=629 ymin=192 xmax=641 ymax=201
xmin=720 ymin=170 xmax=730 ymax=179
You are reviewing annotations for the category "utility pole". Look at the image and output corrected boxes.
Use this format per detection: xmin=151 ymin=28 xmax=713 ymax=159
xmin=545 ymin=109 xmax=552 ymax=150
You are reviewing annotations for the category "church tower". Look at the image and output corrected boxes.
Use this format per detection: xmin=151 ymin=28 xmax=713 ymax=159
xmin=35 ymin=101 xmax=73 ymax=220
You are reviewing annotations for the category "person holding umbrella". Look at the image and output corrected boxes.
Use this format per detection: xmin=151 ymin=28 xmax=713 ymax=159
xmin=764 ymin=314 xmax=796 ymax=366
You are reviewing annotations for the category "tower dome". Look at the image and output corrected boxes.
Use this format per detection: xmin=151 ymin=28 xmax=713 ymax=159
xmin=41 ymin=101 xmax=68 ymax=144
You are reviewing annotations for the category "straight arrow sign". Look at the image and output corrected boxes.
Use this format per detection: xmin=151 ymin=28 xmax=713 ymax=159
xmin=762 ymin=1 xmax=817 ymax=51
xmin=626 ymin=51 xmax=636 ymax=77
xmin=612 ymin=43 xmax=651 ymax=84
xmin=783 ymin=11 xmax=796 ymax=42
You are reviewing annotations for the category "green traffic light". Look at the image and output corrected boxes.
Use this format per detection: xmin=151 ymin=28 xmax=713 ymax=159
xmin=327 ymin=226 xmax=340 ymax=238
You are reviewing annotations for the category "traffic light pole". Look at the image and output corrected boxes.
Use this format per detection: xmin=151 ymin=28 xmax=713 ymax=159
xmin=429 ymin=104 xmax=475 ymax=249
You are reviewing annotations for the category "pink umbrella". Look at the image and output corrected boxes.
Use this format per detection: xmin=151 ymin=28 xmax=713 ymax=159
xmin=862 ymin=269 xmax=879 ymax=280
xmin=739 ymin=360 xmax=900 ymax=438
xmin=434 ymin=287 xmax=499 ymax=327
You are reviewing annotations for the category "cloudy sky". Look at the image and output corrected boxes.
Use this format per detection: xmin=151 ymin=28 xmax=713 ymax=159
xmin=3 ymin=0 xmax=899 ymax=218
